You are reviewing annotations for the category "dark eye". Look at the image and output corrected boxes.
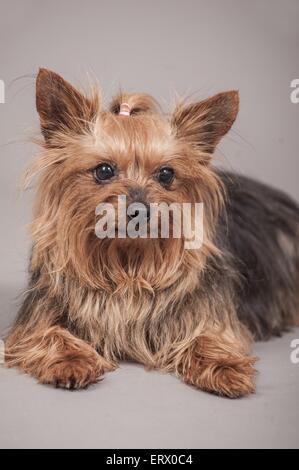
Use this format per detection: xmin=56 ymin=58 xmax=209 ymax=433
xmin=93 ymin=163 xmax=115 ymax=182
xmin=156 ymin=167 xmax=175 ymax=186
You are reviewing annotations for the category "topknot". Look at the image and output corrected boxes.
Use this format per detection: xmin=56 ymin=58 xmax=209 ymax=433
xmin=109 ymin=92 xmax=161 ymax=116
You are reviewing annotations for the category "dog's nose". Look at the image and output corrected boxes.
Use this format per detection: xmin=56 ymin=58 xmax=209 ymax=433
xmin=129 ymin=187 xmax=146 ymax=201
xmin=128 ymin=187 xmax=150 ymax=220
xmin=127 ymin=206 xmax=151 ymax=221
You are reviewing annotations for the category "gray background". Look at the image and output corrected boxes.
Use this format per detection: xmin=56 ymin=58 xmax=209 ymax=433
xmin=0 ymin=0 xmax=298 ymax=449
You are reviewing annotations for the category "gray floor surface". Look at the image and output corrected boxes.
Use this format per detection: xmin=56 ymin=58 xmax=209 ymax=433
xmin=0 ymin=285 xmax=298 ymax=449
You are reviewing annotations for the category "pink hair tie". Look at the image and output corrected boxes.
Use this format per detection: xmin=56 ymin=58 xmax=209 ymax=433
xmin=119 ymin=102 xmax=131 ymax=116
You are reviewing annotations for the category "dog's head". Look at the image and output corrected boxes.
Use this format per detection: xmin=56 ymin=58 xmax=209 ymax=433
xmin=30 ymin=68 xmax=238 ymax=291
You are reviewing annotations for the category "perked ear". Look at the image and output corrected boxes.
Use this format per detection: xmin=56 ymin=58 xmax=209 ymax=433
xmin=171 ymin=91 xmax=239 ymax=154
xmin=36 ymin=68 xmax=97 ymax=142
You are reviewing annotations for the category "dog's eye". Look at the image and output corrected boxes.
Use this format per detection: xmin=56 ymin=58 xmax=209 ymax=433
xmin=93 ymin=163 xmax=115 ymax=182
xmin=156 ymin=167 xmax=175 ymax=186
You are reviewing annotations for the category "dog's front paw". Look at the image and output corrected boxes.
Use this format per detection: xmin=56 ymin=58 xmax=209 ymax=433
xmin=6 ymin=325 xmax=117 ymax=390
xmin=202 ymin=357 xmax=256 ymax=398
xmin=38 ymin=351 xmax=115 ymax=390
xmin=184 ymin=354 xmax=257 ymax=398
xmin=178 ymin=333 xmax=257 ymax=398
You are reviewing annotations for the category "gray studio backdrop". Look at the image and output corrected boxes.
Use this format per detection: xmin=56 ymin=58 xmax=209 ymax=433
xmin=0 ymin=0 xmax=298 ymax=449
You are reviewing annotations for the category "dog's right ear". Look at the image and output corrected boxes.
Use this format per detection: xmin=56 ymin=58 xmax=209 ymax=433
xmin=36 ymin=68 xmax=98 ymax=143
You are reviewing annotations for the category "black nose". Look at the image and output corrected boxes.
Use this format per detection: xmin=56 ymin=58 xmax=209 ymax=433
xmin=127 ymin=206 xmax=151 ymax=221
xmin=128 ymin=187 xmax=150 ymax=221
xmin=129 ymin=187 xmax=146 ymax=201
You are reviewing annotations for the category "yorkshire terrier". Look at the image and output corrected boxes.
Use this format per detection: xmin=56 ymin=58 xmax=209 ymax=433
xmin=5 ymin=68 xmax=299 ymax=397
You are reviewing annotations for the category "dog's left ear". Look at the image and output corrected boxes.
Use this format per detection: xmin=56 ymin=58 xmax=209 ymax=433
xmin=171 ymin=91 xmax=239 ymax=154
xmin=36 ymin=68 xmax=98 ymax=143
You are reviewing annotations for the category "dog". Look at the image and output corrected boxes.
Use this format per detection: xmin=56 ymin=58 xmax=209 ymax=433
xmin=5 ymin=68 xmax=299 ymax=397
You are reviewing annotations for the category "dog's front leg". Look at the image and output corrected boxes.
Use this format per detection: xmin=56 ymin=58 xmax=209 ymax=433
xmin=5 ymin=324 xmax=116 ymax=389
xmin=176 ymin=328 xmax=257 ymax=398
